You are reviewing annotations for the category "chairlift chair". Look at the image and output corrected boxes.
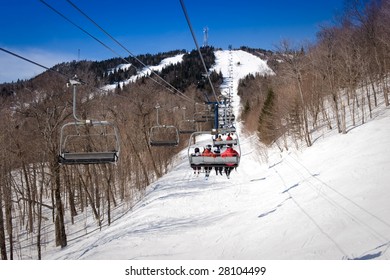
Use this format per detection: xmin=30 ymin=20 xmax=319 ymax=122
xmin=187 ymin=131 xmax=241 ymax=169
xmin=194 ymin=103 xmax=214 ymax=123
xmin=59 ymin=120 xmax=120 ymax=165
xmin=149 ymin=104 xmax=179 ymax=147
xmin=179 ymin=119 xmax=197 ymax=134
xmin=149 ymin=125 xmax=179 ymax=146
xmin=193 ymin=111 xmax=214 ymax=123
xmin=58 ymin=78 xmax=120 ymax=165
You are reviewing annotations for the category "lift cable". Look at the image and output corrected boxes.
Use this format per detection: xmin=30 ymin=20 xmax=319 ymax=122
xmin=0 ymin=47 xmax=71 ymax=81
xmin=179 ymin=0 xmax=220 ymax=104
xmin=39 ymin=0 xmax=123 ymax=64
xmin=39 ymin=0 xmax=194 ymax=104
xmin=0 ymin=47 xmax=187 ymax=127
xmin=64 ymin=0 xmax=194 ymax=104
xmin=38 ymin=0 xmax=164 ymax=96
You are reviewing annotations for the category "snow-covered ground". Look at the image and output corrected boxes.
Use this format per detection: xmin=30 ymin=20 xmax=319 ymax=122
xmin=102 ymin=53 xmax=184 ymax=91
xmin=41 ymin=107 xmax=390 ymax=260
xmin=3 ymin=49 xmax=390 ymax=280
xmin=39 ymin=50 xmax=390 ymax=261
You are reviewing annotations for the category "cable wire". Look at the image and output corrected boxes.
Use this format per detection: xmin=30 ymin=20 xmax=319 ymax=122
xmin=179 ymin=0 xmax=220 ymax=104
xmin=0 ymin=47 xmax=69 ymax=80
xmin=0 ymin=46 xmax=117 ymax=96
xmin=64 ymin=0 xmax=194 ymax=104
xmin=39 ymin=0 xmax=194 ymax=104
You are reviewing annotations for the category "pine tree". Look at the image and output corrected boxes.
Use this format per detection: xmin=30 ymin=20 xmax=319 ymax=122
xmin=258 ymin=88 xmax=276 ymax=144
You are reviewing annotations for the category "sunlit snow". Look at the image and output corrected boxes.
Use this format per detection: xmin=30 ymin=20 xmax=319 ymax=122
xmin=42 ymin=50 xmax=390 ymax=260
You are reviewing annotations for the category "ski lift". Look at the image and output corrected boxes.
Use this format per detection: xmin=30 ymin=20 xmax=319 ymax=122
xmin=193 ymin=103 xmax=214 ymax=123
xmin=149 ymin=104 xmax=179 ymax=146
xmin=58 ymin=78 xmax=120 ymax=165
xmin=179 ymin=119 xmax=197 ymax=134
xmin=218 ymin=105 xmax=235 ymax=126
xmin=187 ymin=131 xmax=241 ymax=169
xmin=178 ymin=107 xmax=196 ymax=134
xmin=193 ymin=111 xmax=210 ymax=123
xmin=213 ymin=132 xmax=238 ymax=147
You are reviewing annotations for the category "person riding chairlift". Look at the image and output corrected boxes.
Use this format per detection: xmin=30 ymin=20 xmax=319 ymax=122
xmin=214 ymin=134 xmax=223 ymax=148
xmin=201 ymin=144 xmax=214 ymax=178
xmin=221 ymin=144 xmax=239 ymax=179
xmin=213 ymin=146 xmax=223 ymax=175
xmin=191 ymin=147 xmax=201 ymax=176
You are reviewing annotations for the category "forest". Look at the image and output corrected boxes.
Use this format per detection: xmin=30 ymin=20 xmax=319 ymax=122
xmin=0 ymin=0 xmax=389 ymax=259
xmin=239 ymin=0 xmax=390 ymax=148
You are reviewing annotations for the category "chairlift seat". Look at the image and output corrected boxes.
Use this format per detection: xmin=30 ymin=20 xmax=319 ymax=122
xmin=218 ymin=127 xmax=236 ymax=134
xmin=179 ymin=129 xmax=197 ymax=134
xmin=187 ymin=130 xmax=241 ymax=169
xmin=193 ymin=111 xmax=214 ymax=123
xmin=190 ymin=155 xmax=239 ymax=168
xmin=150 ymin=140 xmax=179 ymax=147
xmin=213 ymin=139 xmax=238 ymax=146
xmin=59 ymin=151 xmax=118 ymax=165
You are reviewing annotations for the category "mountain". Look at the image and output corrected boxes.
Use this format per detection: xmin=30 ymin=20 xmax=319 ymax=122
xmin=37 ymin=49 xmax=390 ymax=260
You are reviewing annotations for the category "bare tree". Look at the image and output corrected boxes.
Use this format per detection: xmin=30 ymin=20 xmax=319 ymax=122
xmin=0 ymin=173 xmax=7 ymax=260
xmin=277 ymin=40 xmax=312 ymax=146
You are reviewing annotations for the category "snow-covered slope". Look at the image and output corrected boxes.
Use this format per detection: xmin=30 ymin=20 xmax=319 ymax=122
xmin=43 ymin=50 xmax=390 ymax=260
xmin=102 ymin=53 xmax=184 ymax=91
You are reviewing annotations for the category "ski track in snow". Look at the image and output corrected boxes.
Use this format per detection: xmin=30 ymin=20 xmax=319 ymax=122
xmin=43 ymin=50 xmax=390 ymax=260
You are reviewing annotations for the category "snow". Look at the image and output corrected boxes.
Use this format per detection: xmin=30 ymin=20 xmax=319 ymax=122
xmin=107 ymin=63 xmax=132 ymax=75
xmin=102 ymin=53 xmax=184 ymax=91
xmin=39 ymin=50 xmax=390 ymax=262
xmin=41 ymin=108 xmax=390 ymax=260
xmin=211 ymin=50 xmax=274 ymax=130
xmin=4 ymin=49 xmax=389 ymax=279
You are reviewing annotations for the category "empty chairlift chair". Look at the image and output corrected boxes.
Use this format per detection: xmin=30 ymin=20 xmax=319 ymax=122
xmin=149 ymin=104 xmax=179 ymax=147
xmin=193 ymin=103 xmax=214 ymax=123
xmin=178 ymin=107 xmax=197 ymax=134
xmin=149 ymin=125 xmax=179 ymax=146
xmin=179 ymin=119 xmax=197 ymax=134
xmin=58 ymin=78 xmax=120 ymax=165
xmin=59 ymin=120 xmax=120 ymax=165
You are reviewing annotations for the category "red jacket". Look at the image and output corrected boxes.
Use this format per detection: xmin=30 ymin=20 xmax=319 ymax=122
xmin=221 ymin=147 xmax=239 ymax=157
xmin=202 ymin=149 xmax=215 ymax=157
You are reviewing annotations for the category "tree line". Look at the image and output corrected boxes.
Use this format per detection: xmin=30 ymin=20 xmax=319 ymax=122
xmin=0 ymin=48 xmax=216 ymax=259
xmin=2 ymin=0 xmax=388 ymax=259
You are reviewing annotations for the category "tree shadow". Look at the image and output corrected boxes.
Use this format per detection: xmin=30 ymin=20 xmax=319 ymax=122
xmin=281 ymin=183 xmax=299 ymax=194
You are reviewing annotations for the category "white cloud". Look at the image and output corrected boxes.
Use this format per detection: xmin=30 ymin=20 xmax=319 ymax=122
xmin=0 ymin=47 xmax=75 ymax=83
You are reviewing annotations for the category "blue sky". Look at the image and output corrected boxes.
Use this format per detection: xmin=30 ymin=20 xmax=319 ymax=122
xmin=0 ymin=0 xmax=344 ymax=83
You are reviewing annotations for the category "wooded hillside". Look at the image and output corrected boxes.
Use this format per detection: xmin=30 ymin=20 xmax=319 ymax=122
xmin=238 ymin=0 xmax=390 ymax=148
xmin=1 ymin=0 xmax=389 ymax=260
